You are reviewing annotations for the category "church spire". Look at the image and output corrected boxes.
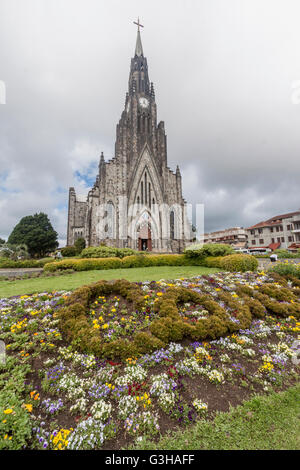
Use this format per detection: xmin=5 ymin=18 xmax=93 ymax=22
xmin=135 ymin=30 xmax=143 ymax=57
xmin=133 ymin=18 xmax=144 ymax=57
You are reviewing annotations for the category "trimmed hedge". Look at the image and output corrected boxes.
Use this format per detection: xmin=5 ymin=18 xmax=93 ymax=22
xmin=80 ymin=246 xmax=138 ymax=259
xmin=44 ymin=254 xmax=201 ymax=272
xmin=57 ymin=279 xmax=165 ymax=359
xmin=236 ymin=282 xmax=300 ymax=318
xmin=0 ymin=258 xmax=56 ymax=269
xmin=185 ymin=243 xmax=234 ymax=259
xmin=219 ymin=254 xmax=258 ymax=272
xmin=57 ymin=279 xmax=253 ymax=359
xmin=205 ymin=254 xmax=258 ymax=272
xmin=44 ymin=253 xmax=258 ymax=273
xmin=56 ymin=274 xmax=299 ymax=360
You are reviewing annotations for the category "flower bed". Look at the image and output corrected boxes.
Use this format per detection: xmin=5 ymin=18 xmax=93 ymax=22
xmin=56 ymin=273 xmax=299 ymax=360
xmin=0 ymin=271 xmax=299 ymax=449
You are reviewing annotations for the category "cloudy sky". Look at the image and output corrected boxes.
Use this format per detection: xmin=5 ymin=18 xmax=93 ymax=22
xmin=0 ymin=0 xmax=299 ymax=244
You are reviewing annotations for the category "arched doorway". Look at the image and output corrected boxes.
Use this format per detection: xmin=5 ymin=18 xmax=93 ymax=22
xmin=138 ymin=222 xmax=152 ymax=251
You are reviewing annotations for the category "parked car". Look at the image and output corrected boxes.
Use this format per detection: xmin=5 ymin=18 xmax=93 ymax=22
xmin=233 ymin=248 xmax=250 ymax=254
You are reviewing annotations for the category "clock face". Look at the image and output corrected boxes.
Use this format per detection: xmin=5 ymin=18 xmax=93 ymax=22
xmin=139 ymin=97 xmax=149 ymax=108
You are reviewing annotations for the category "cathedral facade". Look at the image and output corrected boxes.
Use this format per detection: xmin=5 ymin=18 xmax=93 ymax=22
xmin=67 ymin=27 xmax=191 ymax=252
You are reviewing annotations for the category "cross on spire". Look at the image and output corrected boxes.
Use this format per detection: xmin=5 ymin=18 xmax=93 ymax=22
xmin=133 ymin=17 xmax=144 ymax=57
xmin=133 ymin=17 xmax=144 ymax=32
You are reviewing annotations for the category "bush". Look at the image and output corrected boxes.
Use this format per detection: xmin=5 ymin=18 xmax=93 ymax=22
xmin=268 ymin=262 xmax=300 ymax=279
xmin=44 ymin=254 xmax=192 ymax=272
xmin=44 ymin=252 xmax=258 ymax=273
xmin=274 ymin=249 xmax=298 ymax=259
xmin=202 ymin=254 xmax=258 ymax=272
xmin=203 ymin=256 xmax=223 ymax=268
xmin=185 ymin=243 xmax=234 ymax=259
xmin=74 ymin=237 xmax=86 ymax=255
xmin=60 ymin=246 xmax=77 ymax=257
xmin=0 ymin=258 xmax=55 ymax=268
xmin=219 ymin=254 xmax=258 ymax=272
xmin=80 ymin=246 xmax=138 ymax=259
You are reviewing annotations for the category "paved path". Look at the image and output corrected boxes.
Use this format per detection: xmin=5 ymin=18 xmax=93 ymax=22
xmin=0 ymin=268 xmax=43 ymax=278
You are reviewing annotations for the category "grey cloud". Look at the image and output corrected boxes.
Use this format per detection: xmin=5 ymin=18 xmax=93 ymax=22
xmin=0 ymin=0 xmax=299 ymax=243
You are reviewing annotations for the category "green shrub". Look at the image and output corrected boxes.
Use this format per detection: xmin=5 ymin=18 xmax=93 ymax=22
xmin=274 ymin=249 xmax=298 ymax=259
xmin=0 ymin=258 xmax=55 ymax=268
xmin=185 ymin=243 xmax=234 ymax=259
xmin=80 ymin=246 xmax=138 ymax=259
xmin=74 ymin=237 xmax=86 ymax=254
xmin=268 ymin=262 xmax=300 ymax=279
xmin=60 ymin=246 xmax=77 ymax=257
xmin=44 ymin=254 xmax=191 ymax=272
xmin=203 ymin=256 xmax=223 ymax=268
xmin=202 ymin=254 xmax=258 ymax=272
xmin=219 ymin=254 xmax=258 ymax=272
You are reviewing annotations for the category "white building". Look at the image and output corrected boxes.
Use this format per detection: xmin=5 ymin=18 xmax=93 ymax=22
xmin=246 ymin=210 xmax=300 ymax=252
xmin=204 ymin=227 xmax=247 ymax=248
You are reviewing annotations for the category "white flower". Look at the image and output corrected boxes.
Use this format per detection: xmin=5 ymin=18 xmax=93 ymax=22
xmin=91 ymin=400 xmax=112 ymax=421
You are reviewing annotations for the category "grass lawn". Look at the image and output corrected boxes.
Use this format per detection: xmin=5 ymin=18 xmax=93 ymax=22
xmin=130 ymin=384 xmax=300 ymax=450
xmin=0 ymin=265 xmax=220 ymax=298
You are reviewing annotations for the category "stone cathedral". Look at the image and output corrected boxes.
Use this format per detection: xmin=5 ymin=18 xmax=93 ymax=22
xmin=67 ymin=25 xmax=191 ymax=252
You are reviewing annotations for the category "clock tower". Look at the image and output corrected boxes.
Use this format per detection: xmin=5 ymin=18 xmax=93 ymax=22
xmin=115 ymin=22 xmax=167 ymax=174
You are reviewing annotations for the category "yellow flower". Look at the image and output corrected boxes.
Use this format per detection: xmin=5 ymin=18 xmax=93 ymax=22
xmin=3 ymin=409 xmax=13 ymax=414
xmin=24 ymin=404 xmax=33 ymax=412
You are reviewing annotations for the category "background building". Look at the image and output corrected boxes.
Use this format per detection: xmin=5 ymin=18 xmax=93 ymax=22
xmin=204 ymin=227 xmax=247 ymax=248
xmin=246 ymin=210 xmax=300 ymax=252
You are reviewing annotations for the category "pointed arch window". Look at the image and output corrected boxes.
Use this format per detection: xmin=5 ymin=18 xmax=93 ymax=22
xmin=141 ymin=181 xmax=144 ymax=204
xmin=170 ymin=211 xmax=175 ymax=240
xmin=144 ymin=172 xmax=147 ymax=205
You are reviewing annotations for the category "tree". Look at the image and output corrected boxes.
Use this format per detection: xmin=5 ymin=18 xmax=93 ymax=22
xmin=8 ymin=213 xmax=58 ymax=258
xmin=74 ymin=237 xmax=86 ymax=254
xmin=0 ymin=238 xmax=5 ymax=245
